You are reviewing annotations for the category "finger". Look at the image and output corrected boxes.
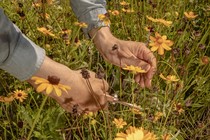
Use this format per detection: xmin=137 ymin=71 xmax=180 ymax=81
xmin=139 ymin=74 xmax=145 ymax=88
xmin=104 ymin=94 xmax=115 ymax=102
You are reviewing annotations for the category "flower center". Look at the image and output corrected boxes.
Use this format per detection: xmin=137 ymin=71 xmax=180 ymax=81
xmin=47 ymin=76 xmax=60 ymax=85
xmin=157 ymin=38 xmax=163 ymax=44
xmin=18 ymin=93 xmax=22 ymax=97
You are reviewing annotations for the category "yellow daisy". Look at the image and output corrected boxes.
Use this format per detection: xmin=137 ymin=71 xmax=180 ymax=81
xmin=37 ymin=27 xmax=56 ymax=38
xmin=120 ymin=1 xmax=130 ymax=6
xmin=123 ymin=65 xmax=146 ymax=74
xmin=13 ymin=90 xmax=28 ymax=102
xmin=0 ymin=95 xmax=14 ymax=103
xmin=98 ymin=14 xmax=111 ymax=26
xmin=113 ymin=118 xmax=127 ymax=129
xmin=111 ymin=10 xmax=120 ymax=16
xmin=153 ymin=112 xmax=163 ymax=122
xmin=149 ymin=32 xmax=173 ymax=55
xmin=74 ymin=22 xmax=88 ymax=28
xmin=184 ymin=11 xmax=198 ymax=19
xmin=146 ymin=16 xmax=172 ymax=27
xmin=115 ymin=126 xmax=157 ymax=140
xmin=31 ymin=76 xmax=71 ymax=96
xmin=159 ymin=73 xmax=179 ymax=83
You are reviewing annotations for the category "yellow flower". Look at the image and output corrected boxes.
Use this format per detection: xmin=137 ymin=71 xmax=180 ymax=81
xmin=122 ymin=8 xmax=135 ymax=13
xmin=40 ymin=13 xmax=50 ymax=19
xmin=120 ymin=1 xmax=130 ymax=6
xmin=146 ymin=16 xmax=172 ymax=27
xmin=60 ymin=29 xmax=72 ymax=34
xmin=144 ymin=26 xmax=150 ymax=32
xmin=90 ymin=119 xmax=97 ymax=125
xmin=111 ymin=10 xmax=120 ymax=16
xmin=159 ymin=73 xmax=179 ymax=83
xmin=115 ymin=126 xmax=157 ymax=140
xmin=123 ymin=65 xmax=146 ymax=74
xmin=162 ymin=134 xmax=171 ymax=140
xmin=98 ymin=14 xmax=111 ymax=26
xmin=149 ymin=32 xmax=173 ymax=55
xmin=157 ymin=19 xmax=172 ymax=27
xmin=74 ymin=22 xmax=88 ymax=28
xmin=184 ymin=11 xmax=198 ymax=19
xmin=175 ymin=12 xmax=179 ymax=16
xmin=0 ymin=95 xmax=14 ymax=103
xmin=37 ymin=27 xmax=56 ymax=38
xmin=153 ymin=112 xmax=163 ymax=122
xmin=31 ymin=76 xmax=71 ymax=96
xmin=146 ymin=16 xmax=158 ymax=22
xmin=32 ymin=0 xmax=53 ymax=7
xmin=13 ymin=90 xmax=28 ymax=102
xmin=174 ymin=103 xmax=184 ymax=114
xmin=113 ymin=118 xmax=127 ymax=129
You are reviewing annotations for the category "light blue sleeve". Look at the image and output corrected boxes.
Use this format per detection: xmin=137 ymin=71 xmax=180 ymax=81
xmin=70 ymin=0 xmax=109 ymax=37
xmin=0 ymin=9 xmax=45 ymax=81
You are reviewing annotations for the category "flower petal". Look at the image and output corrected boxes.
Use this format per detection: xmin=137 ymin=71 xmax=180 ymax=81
xmin=53 ymin=86 xmax=62 ymax=96
xmin=150 ymin=46 xmax=158 ymax=52
xmin=36 ymin=83 xmax=48 ymax=93
xmin=158 ymin=46 xmax=164 ymax=55
xmin=149 ymin=36 xmax=156 ymax=41
xmin=46 ymin=84 xmax=53 ymax=94
xmin=159 ymin=73 xmax=167 ymax=80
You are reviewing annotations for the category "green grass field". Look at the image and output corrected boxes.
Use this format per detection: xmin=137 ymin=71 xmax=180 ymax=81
xmin=0 ymin=0 xmax=209 ymax=139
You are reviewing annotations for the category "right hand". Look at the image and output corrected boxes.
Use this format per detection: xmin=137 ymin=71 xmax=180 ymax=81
xmin=27 ymin=57 xmax=110 ymax=114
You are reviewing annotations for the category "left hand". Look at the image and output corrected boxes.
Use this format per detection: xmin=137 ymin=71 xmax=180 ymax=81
xmin=90 ymin=27 xmax=157 ymax=88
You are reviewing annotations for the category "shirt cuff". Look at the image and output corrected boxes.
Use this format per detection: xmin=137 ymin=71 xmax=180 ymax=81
xmin=0 ymin=32 xmax=46 ymax=81
xmin=78 ymin=8 xmax=110 ymax=38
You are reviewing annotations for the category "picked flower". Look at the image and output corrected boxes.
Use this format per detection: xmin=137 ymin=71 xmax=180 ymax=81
xmin=159 ymin=73 xmax=179 ymax=83
xmin=98 ymin=14 xmax=111 ymax=26
xmin=184 ymin=11 xmax=198 ymax=19
xmin=115 ymin=126 xmax=157 ymax=140
xmin=113 ymin=118 xmax=127 ymax=129
xmin=37 ymin=27 xmax=56 ymax=38
xmin=123 ymin=65 xmax=146 ymax=74
xmin=31 ymin=76 xmax=71 ymax=96
xmin=13 ymin=90 xmax=28 ymax=102
xmin=149 ymin=32 xmax=173 ymax=55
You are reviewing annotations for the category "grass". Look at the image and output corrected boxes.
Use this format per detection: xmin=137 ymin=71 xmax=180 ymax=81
xmin=0 ymin=0 xmax=209 ymax=139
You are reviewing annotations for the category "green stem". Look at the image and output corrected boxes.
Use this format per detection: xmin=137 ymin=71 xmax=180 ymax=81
xmin=27 ymin=96 xmax=48 ymax=140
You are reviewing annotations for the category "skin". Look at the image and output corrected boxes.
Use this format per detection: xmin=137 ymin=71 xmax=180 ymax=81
xmin=89 ymin=27 xmax=157 ymax=88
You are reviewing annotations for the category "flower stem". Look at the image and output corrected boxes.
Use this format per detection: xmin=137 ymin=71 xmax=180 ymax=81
xmin=27 ymin=96 xmax=48 ymax=140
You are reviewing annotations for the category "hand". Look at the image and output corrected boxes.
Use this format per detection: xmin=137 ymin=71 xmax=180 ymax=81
xmin=89 ymin=27 xmax=157 ymax=88
xmin=27 ymin=57 xmax=109 ymax=114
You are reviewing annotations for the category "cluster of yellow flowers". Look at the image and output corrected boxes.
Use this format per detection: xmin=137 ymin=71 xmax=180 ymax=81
xmin=147 ymin=11 xmax=198 ymax=56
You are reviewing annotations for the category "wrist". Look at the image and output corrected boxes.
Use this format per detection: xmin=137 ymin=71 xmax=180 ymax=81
xmin=89 ymin=27 xmax=117 ymax=52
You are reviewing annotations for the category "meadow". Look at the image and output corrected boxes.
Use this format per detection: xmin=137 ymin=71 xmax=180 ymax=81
xmin=0 ymin=0 xmax=209 ymax=139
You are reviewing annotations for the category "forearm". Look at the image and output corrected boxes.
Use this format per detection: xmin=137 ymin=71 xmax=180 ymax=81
xmin=70 ymin=0 xmax=108 ymax=37
xmin=0 ymin=9 xmax=45 ymax=81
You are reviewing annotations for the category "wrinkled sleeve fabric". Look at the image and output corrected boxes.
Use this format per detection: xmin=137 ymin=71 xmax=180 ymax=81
xmin=70 ymin=0 xmax=109 ymax=37
xmin=0 ymin=9 xmax=45 ymax=81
